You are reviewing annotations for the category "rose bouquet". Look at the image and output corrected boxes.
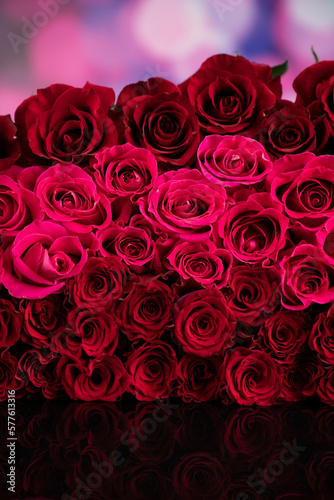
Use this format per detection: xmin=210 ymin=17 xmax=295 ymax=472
xmin=0 ymin=53 xmax=334 ymax=405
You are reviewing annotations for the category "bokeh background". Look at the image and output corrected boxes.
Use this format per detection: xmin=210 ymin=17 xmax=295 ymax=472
xmin=0 ymin=0 xmax=334 ymax=116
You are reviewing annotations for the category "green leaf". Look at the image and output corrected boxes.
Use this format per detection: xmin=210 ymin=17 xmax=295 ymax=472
xmin=311 ymin=46 xmax=319 ymax=63
xmin=271 ymin=59 xmax=288 ymax=79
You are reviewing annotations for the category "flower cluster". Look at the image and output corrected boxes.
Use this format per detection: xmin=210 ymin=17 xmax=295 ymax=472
xmin=1 ymin=55 xmax=334 ymax=404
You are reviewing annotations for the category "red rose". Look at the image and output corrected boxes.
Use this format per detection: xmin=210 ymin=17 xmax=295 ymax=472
xmin=126 ymin=341 xmax=177 ymax=401
xmin=180 ymin=53 xmax=279 ymax=136
xmin=119 ymin=79 xmax=200 ymax=169
xmin=0 ymin=115 xmax=20 ymax=170
xmin=92 ymin=143 xmax=158 ymax=199
xmin=293 ymin=61 xmax=334 ymax=152
xmin=260 ymin=100 xmax=316 ymax=158
xmin=139 ymin=168 xmax=227 ymax=241
xmin=15 ymin=83 xmax=118 ymax=165
xmin=309 ymin=304 xmax=334 ymax=364
xmin=280 ymin=243 xmax=334 ymax=310
xmin=227 ymin=264 xmax=280 ymax=326
xmin=1 ymin=221 xmax=97 ymax=299
xmin=317 ymin=367 xmax=334 ymax=405
xmin=18 ymin=350 xmax=61 ymax=399
xmin=31 ymin=164 xmax=112 ymax=232
xmin=58 ymin=355 xmax=128 ymax=401
xmin=198 ymin=134 xmax=273 ymax=188
xmin=20 ymin=294 xmax=67 ymax=349
xmin=222 ymin=347 xmax=283 ymax=405
xmin=68 ymin=255 xmax=130 ymax=308
xmin=269 ymin=153 xmax=334 ymax=230
xmin=219 ymin=192 xmax=289 ymax=264
xmin=115 ymin=279 xmax=174 ymax=342
xmin=166 ymin=240 xmax=232 ymax=288
xmin=97 ymin=215 xmax=156 ymax=273
xmin=174 ymin=288 xmax=235 ymax=357
xmin=281 ymin=355 xmax=323 ymax=401
xmin=255 ymin=310 xmax=308 ymax=363
xmin=54 ymin=308 xmax=119 ymax=358
xmin=174 ymin=354 xmax=221 ymax=403
xmin=0 ymin=172 xmax=44 ymax=243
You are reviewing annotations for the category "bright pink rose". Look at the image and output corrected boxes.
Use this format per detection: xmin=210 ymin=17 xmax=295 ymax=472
xmin=198 ymin=134 xmax=272 ymax=187
xmin=269 ymin=153 xmax=334 ymax=230
xmin=92 ymin=143 xmax=158 ymax=199
xmin=28 ymin=164 xmax=112 ymax=232
xmin=1 ymin=221 xmax=97 ymax=299
xmin=139 ymin=168 xmax=227 ymax=241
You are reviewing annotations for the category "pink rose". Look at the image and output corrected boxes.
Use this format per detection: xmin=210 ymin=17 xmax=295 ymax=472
xmin=1 ymin=221 xmax=97 ymax=299
xmin=198 ymin=134 xmax=272 ymax=187
xmin=92 ymin=143 xmax=158 ymax=199
xmin=139 ymin=168 xmax=227 ymax=241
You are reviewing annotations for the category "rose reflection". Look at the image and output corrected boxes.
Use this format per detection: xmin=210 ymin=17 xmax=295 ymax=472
xmin=3 ymin=398 xmax=332 ymax=499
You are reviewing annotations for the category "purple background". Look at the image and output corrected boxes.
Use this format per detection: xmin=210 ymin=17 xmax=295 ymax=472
xmin=0 ymin=0 xmax=334 ymax=116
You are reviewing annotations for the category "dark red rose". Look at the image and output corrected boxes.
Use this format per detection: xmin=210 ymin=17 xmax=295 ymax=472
xmin=224 ymin=407 xmax=282 ymax=459
xmin=0 ymin=350 xmax=23 ymax=401
xmin=18 ymin=350 xmax=61 ymax=399
xmin=255 ymin=310 xmax=308 ymax=363
xmin=309 ymin=304 xmax=334 ymax=364
xmin=126 ymin=341 xmax=177 ymax=401
xmin=54 ymin=308 xmax=119 ymax=358
xmin=139 ymin=168 xmax=227 ymax=241
xmin=293 ymin=61 xmax=334 ymax=152
xmin=15 ymin=82 xmax=118 ymax=165
xmin=280 ymin=243 xmax=334 ymax=310
xmin=174 ymin=288 xmax=235 ymax=357
xmin=260 ymin=100 xmax=316 ymax=158
xmin=97 ymin=216 xmax=156 ymax=273
xmin=219 ymin=192 xmax=289 ymax=264
xmin=172 ymin=452 xmax=229 ymax=500
xmin=57 ymin=355 xmax=128 ymax=401
xmin=20 ymin=295 xmax=67 ymax=349
xmin=120 ymin=80 xmax=200 ymax=169
xmin=281 ymin=355 xmax=324 ymax=401
xmin=269 ymin=153 xmax=334 ymax=230
xmin=227 ymin=264 xmax=280 ymax=326
xmin=68 ymin=255 xmax=130 ymax=308
xmin=174 ymin=354 xmax=221 ymax=403
xmin=92 ymin=143 xmax=158 ymax=199
xmin=0 ymin=297 xmax=22 ymax=348
xmin=115 ymin=279 xmax=174 ymax=342
xmin=180 ymin=53 xmax=278 ymax=136
xmin=317 ymin=367 xmax=334 ymax=405
xmin=166 ymin=239 xmax=232 ymax=288
xmin=222 ymin=347 xmax=283 ymax=405
xmin=0 ymin=115 xmax=20 ymax=170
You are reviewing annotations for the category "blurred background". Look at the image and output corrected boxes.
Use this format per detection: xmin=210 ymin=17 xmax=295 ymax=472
xmin=0 ymin=0 xmax=334 ymax=117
